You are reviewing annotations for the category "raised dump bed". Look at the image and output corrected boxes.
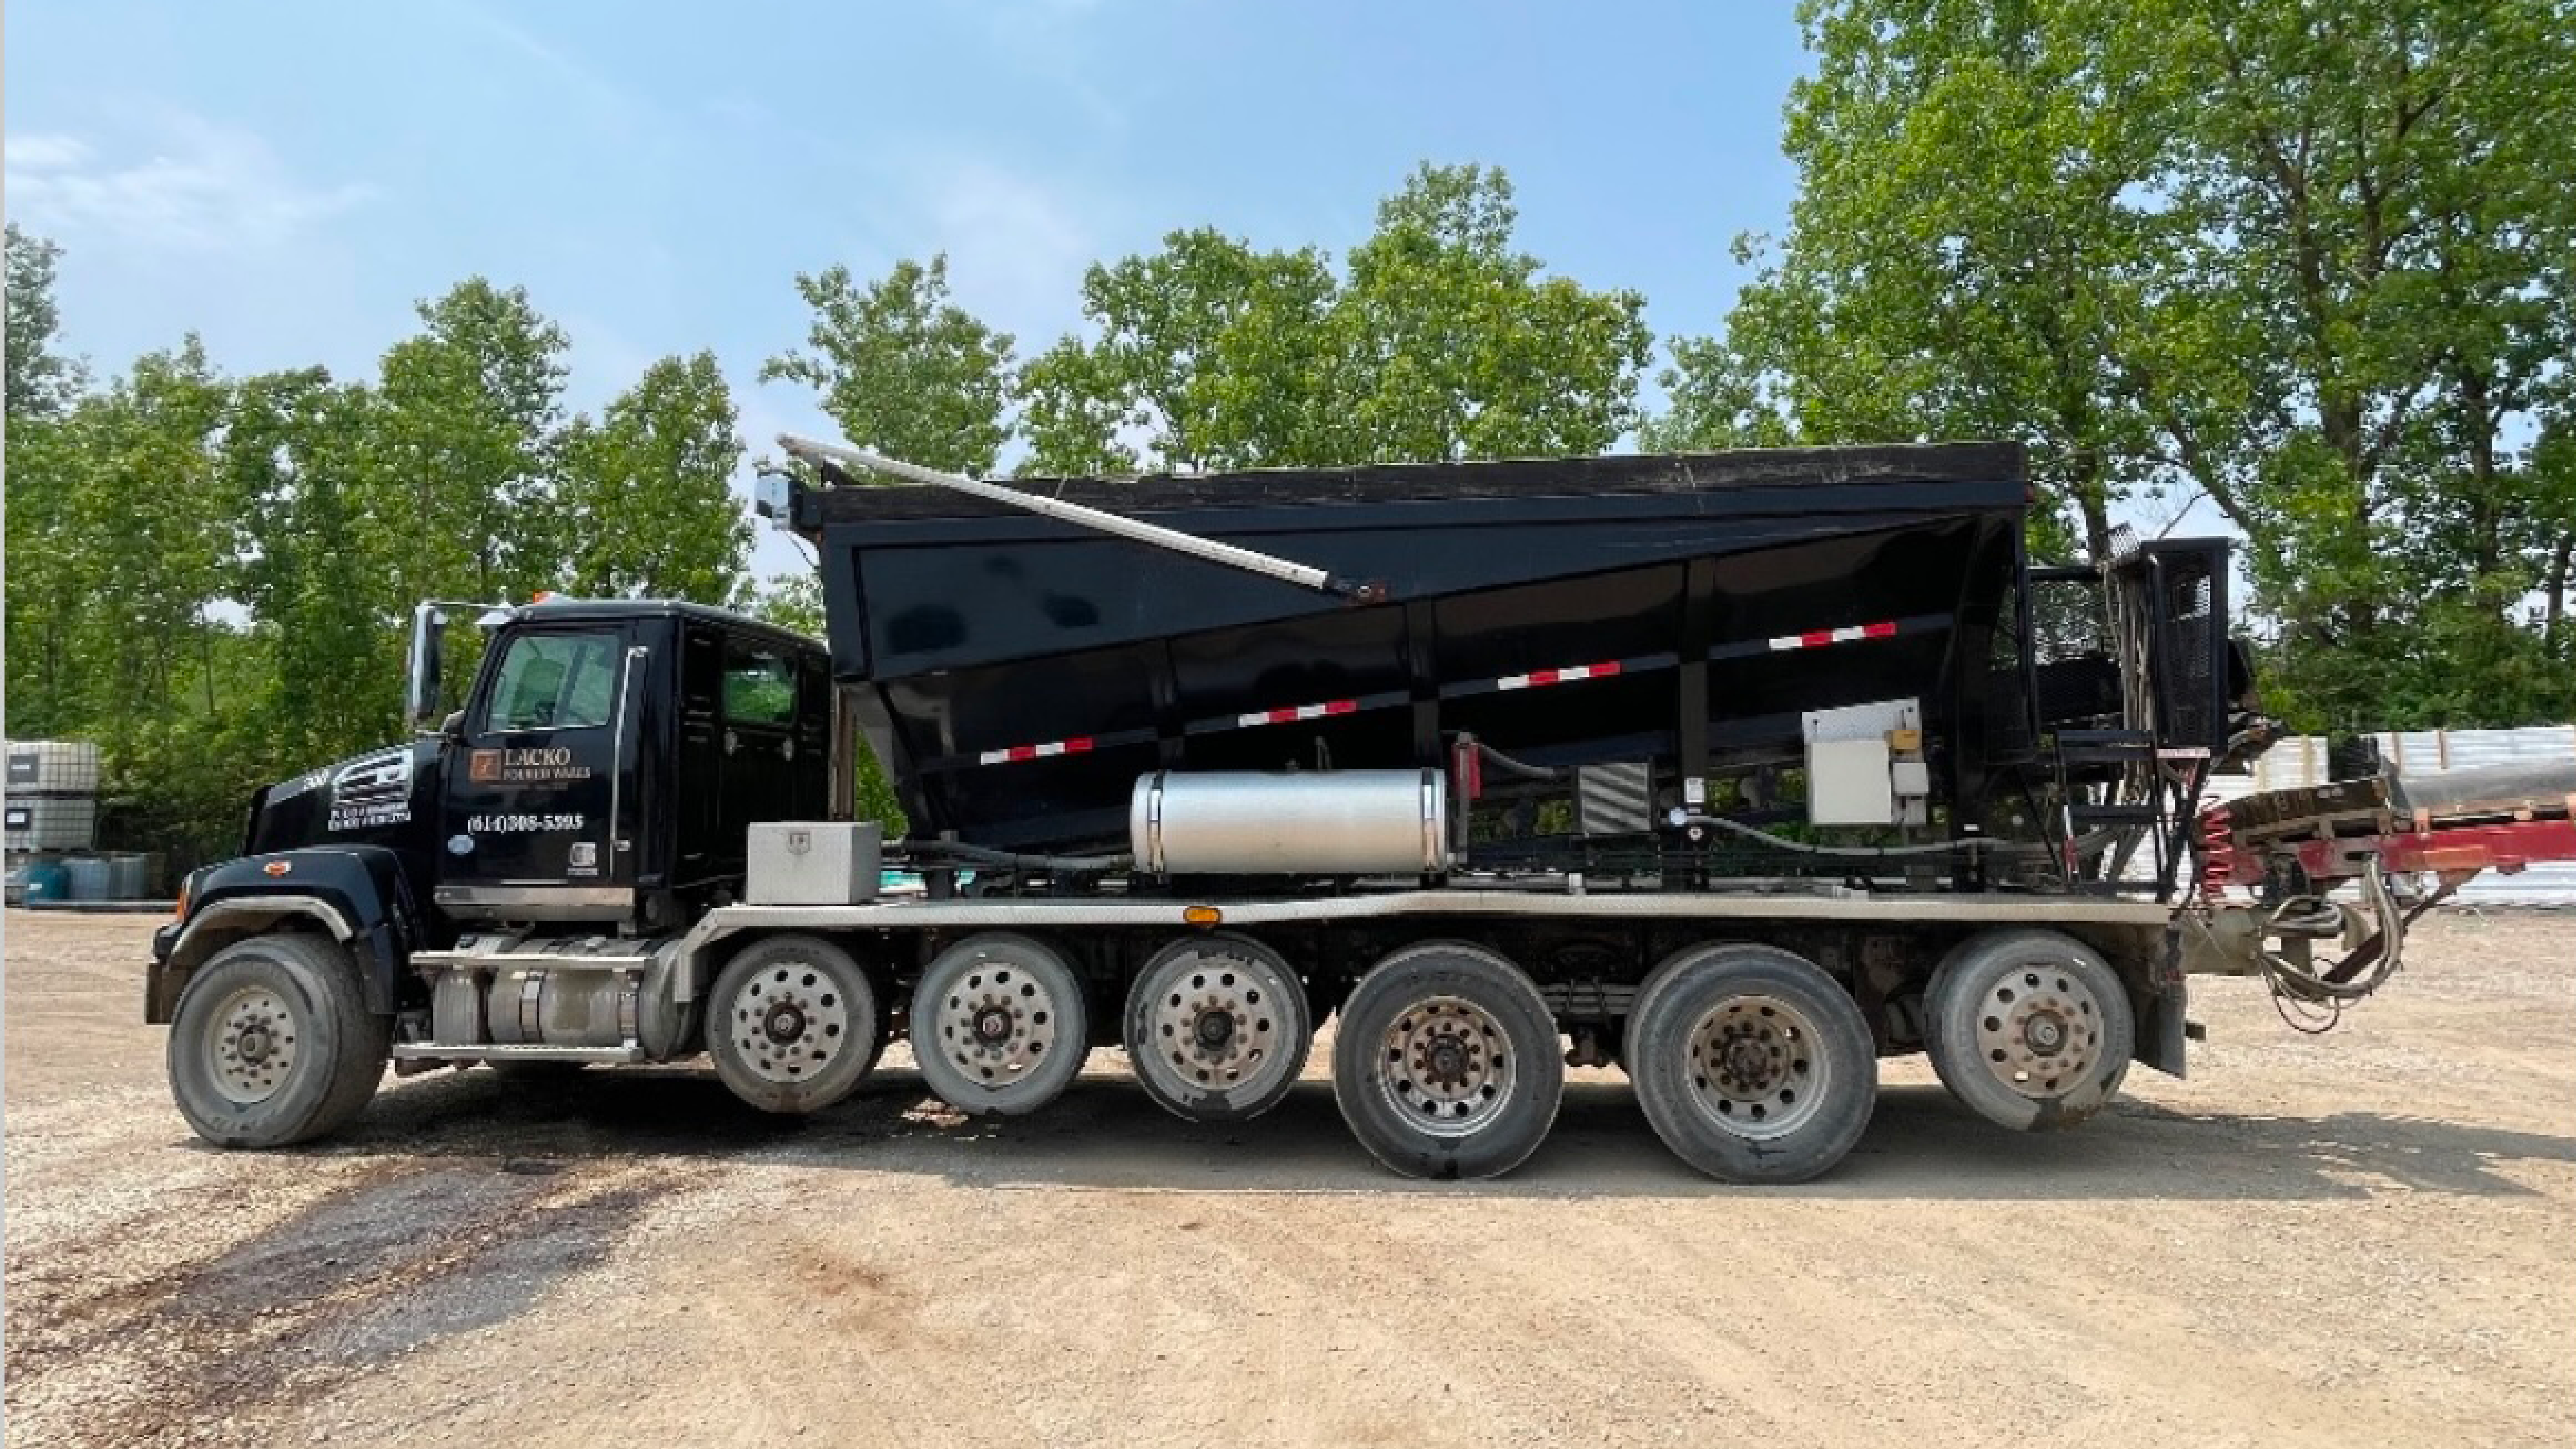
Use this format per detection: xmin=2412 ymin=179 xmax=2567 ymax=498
xmin=795 ymin=445 xmax=2059 ymax=854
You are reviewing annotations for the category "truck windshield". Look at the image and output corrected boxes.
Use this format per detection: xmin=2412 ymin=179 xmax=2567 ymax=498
xmin=483 ymin=631 xmax=619 ymax=732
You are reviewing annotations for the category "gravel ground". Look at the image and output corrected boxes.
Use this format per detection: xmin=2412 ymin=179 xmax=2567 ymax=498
xmin=6 ymin=907 xmax=2573 ymax=1448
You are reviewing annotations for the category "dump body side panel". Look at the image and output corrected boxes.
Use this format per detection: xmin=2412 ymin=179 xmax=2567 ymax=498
xmin=807 ymin=448 xmax=2031 ymax=850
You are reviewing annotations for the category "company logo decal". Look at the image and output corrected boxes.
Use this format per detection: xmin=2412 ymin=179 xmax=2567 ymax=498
xmin=469 ymin=747 xmax=593 ymax=785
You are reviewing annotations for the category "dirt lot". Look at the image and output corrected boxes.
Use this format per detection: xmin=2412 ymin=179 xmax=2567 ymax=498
xmin=5 ymin=908 xmax=2572 ymax=1448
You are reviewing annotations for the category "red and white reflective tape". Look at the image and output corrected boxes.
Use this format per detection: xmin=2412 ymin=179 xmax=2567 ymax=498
xmin=1766 ymin=620 xmax=1898 ymax=652
xmin=1497 ymin=660 xmax=1624 ymax=691
xmin=1238 ymin=699 xmax=1359 ymax=728
xmin=976 ymin=737 xmax=1095 ymax=765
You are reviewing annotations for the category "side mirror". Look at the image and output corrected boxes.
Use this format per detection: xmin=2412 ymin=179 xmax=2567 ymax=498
xmin=404 ymin=604 xmax=448 ymax=734
xmin=439 ymin=709 xmax=468 ymax=741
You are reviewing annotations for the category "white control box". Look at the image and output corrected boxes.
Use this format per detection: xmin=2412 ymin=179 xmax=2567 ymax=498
xmin=1808 ymin=737 xmax=1896 ymax=826
xmin=747 ymin=822 xmax=883 ymax=905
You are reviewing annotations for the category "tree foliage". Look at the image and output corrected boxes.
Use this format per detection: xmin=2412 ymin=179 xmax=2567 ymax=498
xmin=1019 ymin=164 xmax=1651 ymax=475
xmin=560 ymin=351 xmax=748 ymax=602
xmin=1658 ymin=0 xmax=2576 ymax=729
xmin=6 ymin=222 xmax=83 ymax=418
xmin=363 ymin=279 xmax=573 ymax=607
xmin=762 ymin=255 xmax=1015 ymax=475
xmin=1338 ymin=164 xmax=1654 ymax=463
xmin=4 ymin=247 xmax=755 ymax=866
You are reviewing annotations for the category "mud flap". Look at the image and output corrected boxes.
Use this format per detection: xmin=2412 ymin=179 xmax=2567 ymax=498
xmin=2140 ymin=925 xmax=2191 ymax=1078
xmin=2150 ymin=978 xmax=2189 ymax=1078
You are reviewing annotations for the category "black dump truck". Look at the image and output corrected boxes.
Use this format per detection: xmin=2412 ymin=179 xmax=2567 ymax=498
xmin=150 ymin=438 xmax=2576 ymax=1182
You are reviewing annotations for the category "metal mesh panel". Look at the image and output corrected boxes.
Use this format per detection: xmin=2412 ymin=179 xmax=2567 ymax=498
xmin=2154 ymin=552 xmax=2221 ymax=751
xmin=2028 ymin=572 xmax=2119 ymax=728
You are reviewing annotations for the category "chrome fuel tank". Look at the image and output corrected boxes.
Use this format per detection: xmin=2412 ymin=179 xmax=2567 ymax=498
xmin=1131 ymin=770 xmax=1449 ymax=876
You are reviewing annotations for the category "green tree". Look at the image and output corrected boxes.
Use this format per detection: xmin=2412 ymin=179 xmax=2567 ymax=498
xmin=1659 ymin=0 xmax=2576 ymax=728
xmin=1648 ymin=1 xmax=2168 ymax=563
xmin=740 ymin=569 xmax=824 ymax=636
xmin=3 ymin=412 xmax=89 ymax=736
xmin=1020 ymin=163 xmax=1653 ymax=474
xmin=1019 ymin=229 xmax=1342 ymax=473
xmin=6 ymin=223 xmax=82 ymax=418
xmin=763 ymin=255 xmax=1015 ymax=475
xmin=4 ymin=224 xmax=90 ymax=729
xmin=224 ymin=369 xmax=397 ymax=771
xmin=1337 ymin=163 xmax=1653 ymax=462
xmin=51 ymin=340 xmax=263 ymax=866
xmin=363 ymin=279 xmax=573 ymax=606
xmin=559 ymin=352 xmax=749 ymax=602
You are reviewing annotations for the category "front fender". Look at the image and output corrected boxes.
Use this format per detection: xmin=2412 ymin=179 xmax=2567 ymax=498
xmin=148 ymin=846 xmax=428 ymax=1023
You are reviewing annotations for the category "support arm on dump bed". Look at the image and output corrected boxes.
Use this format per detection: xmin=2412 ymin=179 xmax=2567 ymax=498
xmin=776 ymin=435 xmax=1387 ymax=602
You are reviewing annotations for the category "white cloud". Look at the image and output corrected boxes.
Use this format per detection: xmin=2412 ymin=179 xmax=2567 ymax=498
xmin=5 ymin=134 xmax=94 ymax=172
xmin=5 ymin=114 xmax=373 ymax=253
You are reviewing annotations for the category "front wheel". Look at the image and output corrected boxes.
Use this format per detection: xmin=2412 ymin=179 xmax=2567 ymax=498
xmin=1624 ymin=942 xmax=1877 ymax=1184
xmin=1331 ymin=941 xmax=1563 ymax=1181
xmin=167 ymin=933 xmax=391 ymax=1149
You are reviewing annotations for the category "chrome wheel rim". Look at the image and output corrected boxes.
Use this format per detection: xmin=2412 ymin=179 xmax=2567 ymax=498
xmin=729 ymin=959 xmax=855 ymax=1084
xmin=208 ymin=986 xmax=299 ymax=1104
xmin=1973 ymin=959 xmax=2105 ymax=1098
xmin=1684 ymin=993 xmax=1826 ymax=1140
xmin=1377 ymin=995 xmax=1516 ymax=1138
xmin=933 ymin=957 xmax=1063 ymax=1090
xmin=1142 ymin=946 xmax=1293 ymax=1097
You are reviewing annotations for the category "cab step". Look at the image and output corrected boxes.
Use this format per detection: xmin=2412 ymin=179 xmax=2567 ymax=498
xmin=409 ymin=950 xmax=655 ymax=975
xmin=390 ymin=1042 xmax=643 ymax=1064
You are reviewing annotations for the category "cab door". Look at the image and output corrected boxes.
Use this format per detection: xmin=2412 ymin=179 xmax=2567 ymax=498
xmin=714 ymin=633 xmax=808 ymax=863
xmin=439 ymin=623 xmax=637 ymax=914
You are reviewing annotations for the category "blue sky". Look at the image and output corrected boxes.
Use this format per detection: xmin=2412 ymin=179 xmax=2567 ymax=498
xmin=6 ymin=1 xmax=1813 ymax=577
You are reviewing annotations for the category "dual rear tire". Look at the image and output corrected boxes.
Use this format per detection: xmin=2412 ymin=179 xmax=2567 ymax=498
xmin=1327 ymin=938 xmax=1881 ymax=1185
xmin=1624 ymin=943 xmax=1879 ymax=1185
xmin=1331 ymin=942 xmax=1563 ymax=1181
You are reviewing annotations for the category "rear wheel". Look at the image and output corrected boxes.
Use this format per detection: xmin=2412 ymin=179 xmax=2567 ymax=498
xmin=707 ymin=934 xmax=885 ymax=1114
xmin=912 ymin=933 xmax=1089 ymax=1117
xmin=1331 ymin=941 xmax=1562 ymax=1180
xmin=1123 ymin=933 xmax=1312 ymax=1123
xmin=1624 ymin=942 xmax=1876 ymax=1184
xmin=1925 ymin=930 xmax=2132 ymax=1131
xmin=167 ymin=933 xmax=390 ymax=1149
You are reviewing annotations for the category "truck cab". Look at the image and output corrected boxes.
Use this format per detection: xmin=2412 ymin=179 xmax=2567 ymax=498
xmin=407 ymin=599 xmax=831 ymax=931
xmin=149 ymin=598 xmax=831 ymax=1144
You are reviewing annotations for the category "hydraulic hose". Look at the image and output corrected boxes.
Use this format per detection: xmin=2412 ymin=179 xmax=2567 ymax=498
xmin=902 ymin=839 xmax=1133 ymax=873
xmin=1472 ymin=742 xmax=1567 ymax=783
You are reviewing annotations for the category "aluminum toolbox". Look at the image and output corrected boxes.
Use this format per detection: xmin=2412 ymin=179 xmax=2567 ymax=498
xmin=746 ymin=822 xmax=883 ymax=905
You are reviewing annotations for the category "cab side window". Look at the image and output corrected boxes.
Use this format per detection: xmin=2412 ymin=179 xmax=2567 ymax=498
xmin=722 ymin=638 xmax=798 ymax=728
xmin=483 ymin=631 xmax=620 ymax=733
